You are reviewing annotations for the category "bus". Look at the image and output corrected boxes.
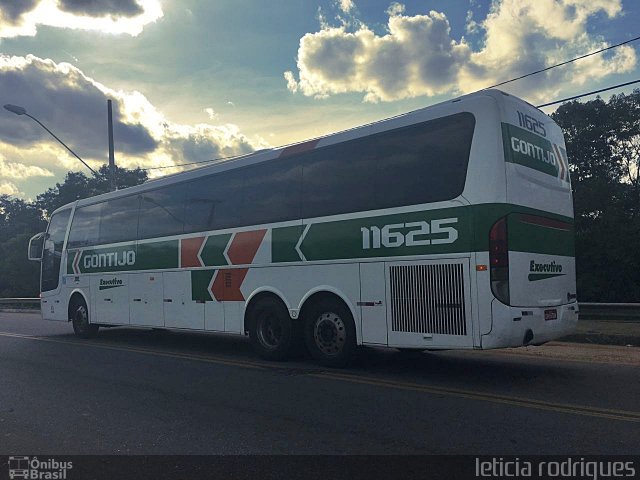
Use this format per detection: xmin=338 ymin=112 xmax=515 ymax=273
xmin=28 ymin=89 xmax=578 ymax=367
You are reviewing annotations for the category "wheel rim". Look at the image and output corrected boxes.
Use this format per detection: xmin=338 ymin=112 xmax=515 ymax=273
xmin=74 ymin=305 xmax=88 ymax=331
xmin=313 ymin=311 xmax=346 ymax=356
xmin=256 ymin=312 xmax=282 ymax=350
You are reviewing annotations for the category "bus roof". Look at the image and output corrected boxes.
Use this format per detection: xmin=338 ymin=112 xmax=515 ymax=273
xmin=51 ymin=88 xmax=540 ymax=216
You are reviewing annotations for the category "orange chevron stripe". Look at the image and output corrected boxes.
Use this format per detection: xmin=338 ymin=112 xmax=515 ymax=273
xmin=553 ymin=143 xmax=565 ymax=181
xmin=279 ymin=139 xmax=319 ymax=158
xmin=180 ymin=236 xmax=206 ymax=268
xmin=227 ymin=229 xmax=267 ymax=265
xmin=210 ymin=268 xmax=248 ymax=301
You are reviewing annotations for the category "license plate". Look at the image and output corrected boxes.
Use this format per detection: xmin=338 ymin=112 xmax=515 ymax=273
xmin=544 ymin=309 xmax=557 ymax=321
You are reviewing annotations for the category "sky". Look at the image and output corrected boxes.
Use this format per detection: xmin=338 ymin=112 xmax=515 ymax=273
xmin=0 ymin=0 xmax=638 ymax=200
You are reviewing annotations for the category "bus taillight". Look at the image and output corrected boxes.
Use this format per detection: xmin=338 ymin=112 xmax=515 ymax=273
xmin=489 ymin=217 xmax=510 ymax=304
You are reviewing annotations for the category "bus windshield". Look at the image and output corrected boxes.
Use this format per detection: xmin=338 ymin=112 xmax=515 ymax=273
xmin=41 ymin=209 xmax=70 ymax=292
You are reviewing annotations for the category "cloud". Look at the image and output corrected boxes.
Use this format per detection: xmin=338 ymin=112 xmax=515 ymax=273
xmin=0 ymin=0 xmax=39 ymax=24
xmin=285 ymin=0 xmax=636 ymax=103
xmin=337 ymin=0 xmax=355 ymax=14
xmin=57 ymin=0 xmax=143 ymax=17
xmin=203 ymin=107 xmax=218 ymax=120
xmin=0 ymin=180 xmax=21 ymax=196
xmin=0 ymin=0 xmax=162 ymax=38
xmin=0 ymin=54 xmax=265 ymax=182
xmin=0 ymin=154 xmax=54 ymax=178
xmin=386 ymin=2 xmax=404 ymax=17
xmin=0 ymin=55 xmax=158 ymax=159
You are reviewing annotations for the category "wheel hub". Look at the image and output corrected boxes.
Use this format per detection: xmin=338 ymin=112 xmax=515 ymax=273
xmin=313 ymin=312 xmax=345 ymax=356
xmin=257 ymin=315 xmax=281 ymax=350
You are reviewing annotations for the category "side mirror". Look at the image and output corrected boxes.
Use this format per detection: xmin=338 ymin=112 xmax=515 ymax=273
xmin=28 ymin=232 xmax=46 ymax=261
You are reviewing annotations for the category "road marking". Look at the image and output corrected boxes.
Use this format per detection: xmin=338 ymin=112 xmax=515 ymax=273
xmin=1 ymin=330 xmax=639 ymax=423
xmin=309 ymin=371 xmax=640 ymax=423
xmin=0 ymin=331 xmax=267 ymax=370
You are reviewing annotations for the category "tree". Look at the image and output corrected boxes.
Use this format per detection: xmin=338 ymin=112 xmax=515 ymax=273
xmin=552 ymin=89 xmax=640 ymax=302
xmin=0 ymin=195 xmax=47 ymax=297
xmin=36 ymin=165 xmax=148 ymax=216
xmin=0 ymin=166 xmax=147 ymax=297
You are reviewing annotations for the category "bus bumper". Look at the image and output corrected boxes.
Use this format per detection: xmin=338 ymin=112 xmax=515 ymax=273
xmin=481 ymin=300 xmax=579 ymax=349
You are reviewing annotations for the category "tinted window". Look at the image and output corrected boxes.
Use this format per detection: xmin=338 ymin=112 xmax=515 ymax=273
xmin=244 ymin=158 xmax=301 ymax=225
xmin=184 ymin=169 xmax=245 ymax=233
xmin=302 ymin=140 xmax=376 ymax=219
xmin=41 ymin=209 xmax=71 ymax=292
xmin=302 ymin=112 xmax=475 ymax=219
xmin=374 ymin=113 xmax=475 ymax=208
xmin=68 ymin=203 xmax=101 ymax=248
xmin=138 ymin=185 xmax=186 ymax=239
xmin=99 ymin=195 xmax=139 ymax=244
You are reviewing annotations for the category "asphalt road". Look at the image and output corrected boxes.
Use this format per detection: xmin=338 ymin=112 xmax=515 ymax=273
xmin=0 ymin=311 xmax=638 ymax=455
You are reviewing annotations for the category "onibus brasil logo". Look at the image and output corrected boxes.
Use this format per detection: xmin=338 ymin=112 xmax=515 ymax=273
xmin=8 ymin=456 xmax=72 ymax=479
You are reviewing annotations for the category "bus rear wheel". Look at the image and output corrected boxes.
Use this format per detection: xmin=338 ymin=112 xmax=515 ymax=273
xmin=71 ymin=299 xmax=98 ymax=339
xmin=248 ymin=296 xmax=295 ymax=361
xmin=303 ymin=299 xmax=356 ymax=368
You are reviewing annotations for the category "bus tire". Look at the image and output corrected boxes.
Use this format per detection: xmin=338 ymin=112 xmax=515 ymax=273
xmin=248 ymin=296 xmax=294 ymax=361
xmin=303 ymin=298 xmax=356 ymax=368
xmin=70 ymin=298 xmax=98 ymax=339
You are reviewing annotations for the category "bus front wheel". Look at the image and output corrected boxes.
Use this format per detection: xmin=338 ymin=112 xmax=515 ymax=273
xmin=303 ymin=299 xmax=356 ymax=368
xmin=71 ymin=299 xmax=99 ymax=339
xmin=248 ymin=296 xmax=295 ymax=361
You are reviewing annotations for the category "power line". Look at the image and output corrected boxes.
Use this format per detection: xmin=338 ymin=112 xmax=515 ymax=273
xmin=142 ymin=154 xmax=240 ymax=171
xmin=536 ymin=78 xmax=640 ymax=108
xmin=485 ymin=34 xmax=640 ymax=90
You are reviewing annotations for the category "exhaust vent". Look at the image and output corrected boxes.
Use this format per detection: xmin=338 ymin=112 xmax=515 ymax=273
xmin=389 ymin=263 xmax=467 ymax=335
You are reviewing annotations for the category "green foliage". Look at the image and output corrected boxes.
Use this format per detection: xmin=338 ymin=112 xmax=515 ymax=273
xmin=0 ymin=167 xmax=147 ymax=297
xmin=36 ymin=165 xmax=148 ymax=216
xmin=552 ymin=89 xmax=640 ymax=301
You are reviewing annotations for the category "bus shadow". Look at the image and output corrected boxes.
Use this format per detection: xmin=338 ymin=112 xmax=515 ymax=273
xmin=75 ymin=326 xmax=575 ymax=393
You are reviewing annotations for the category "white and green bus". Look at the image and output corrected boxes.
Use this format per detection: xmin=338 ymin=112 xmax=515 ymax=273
xmin=28 ymin=89 xmax=578 ymax=366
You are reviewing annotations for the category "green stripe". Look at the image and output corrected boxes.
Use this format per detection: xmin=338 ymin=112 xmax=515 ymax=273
xmin=191 ymin=269 xmax=215 ymax=301
xmin=200 ymin=234 xmax=231 ymax=267
xmin=299 ymin=206 xmax=472 ymax=261
xmin=508 ymin=215 xmax=575 ymax=257
xmin=502 ymin=123 xmax=559 ymax=177
xmin=136 ymin=241 xmax=178 ymax=270
xmin=65 ymin=203 xmax=575 ymax=274
xmin=528 ymin=273 xmax=566 ymax=282
xmin=66 ymin=240 xmax=178 ymax=274
xmin=272 ymin=225 xmax=305 ymax=262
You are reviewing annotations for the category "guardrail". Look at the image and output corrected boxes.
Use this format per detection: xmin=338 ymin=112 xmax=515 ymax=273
xmin=0 ymin=299 xmax=638 ymax=320
xmin=578 ymin=303 xmax=640 ymax=321
xmin=0 ymin=297 xmax=40 ymax=309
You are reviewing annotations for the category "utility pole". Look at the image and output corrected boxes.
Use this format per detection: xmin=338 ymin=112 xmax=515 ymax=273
xmin=107 ymin=99 xmax=116 ymax=191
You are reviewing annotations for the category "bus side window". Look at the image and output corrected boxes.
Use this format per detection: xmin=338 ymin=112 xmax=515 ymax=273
xmin=184 ymin=169 xmax=245 ymax=233
xmin=68 ymin=203 xmax=101 ymax=248
xmin=138 ymin=185 xmax=186 ymax=239
xmin=99 ymin=196 xmax=140 ymax=245
xmin=244 ymin=158 xmax=301 ymax=225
